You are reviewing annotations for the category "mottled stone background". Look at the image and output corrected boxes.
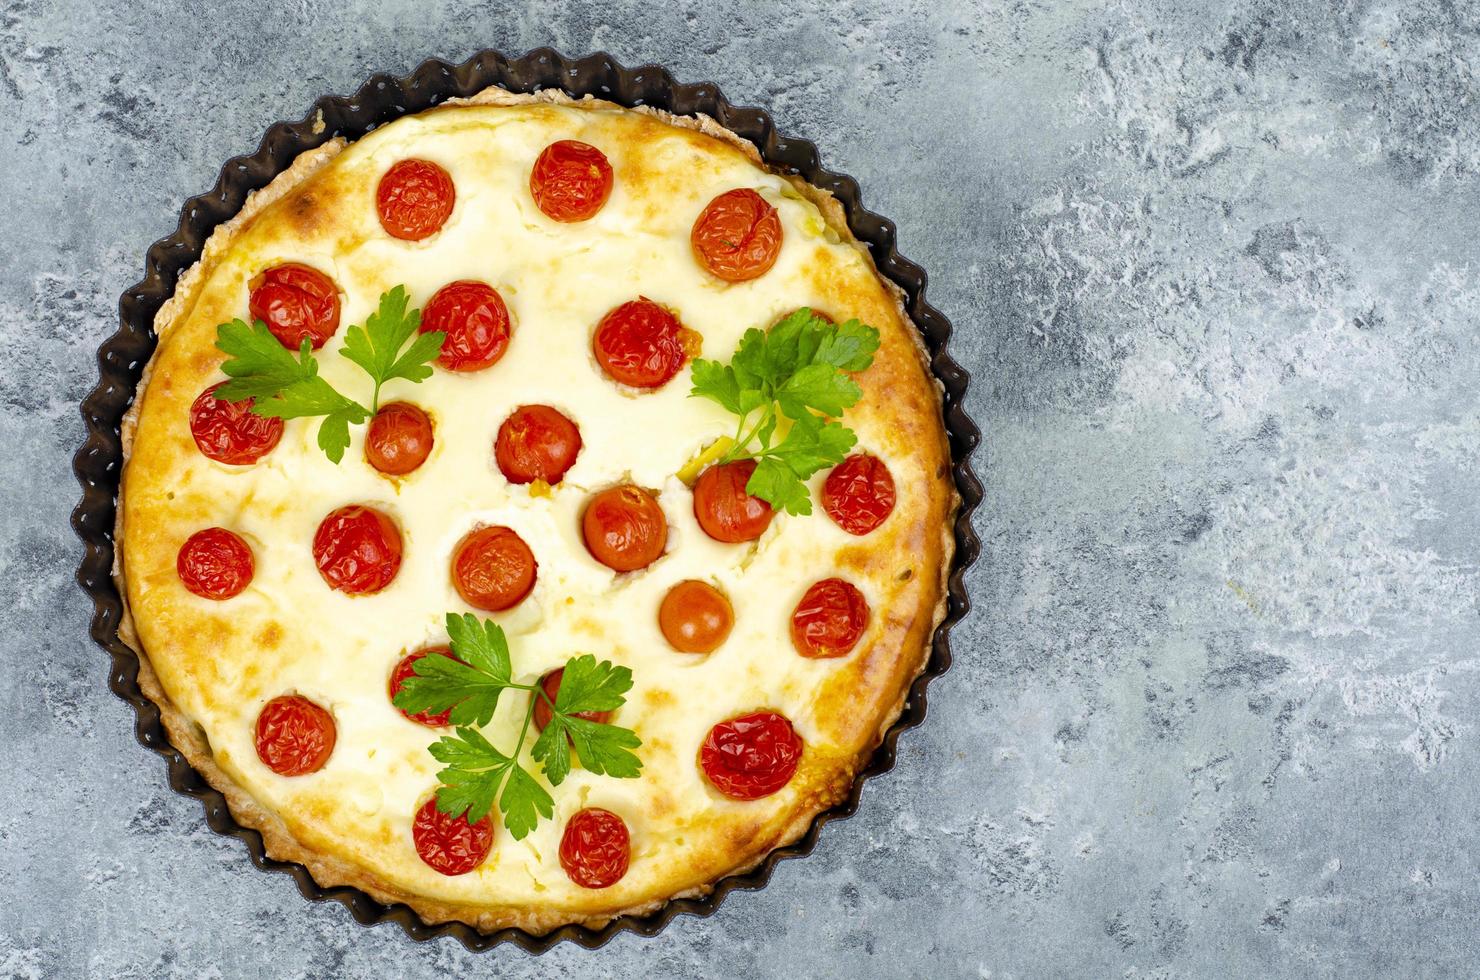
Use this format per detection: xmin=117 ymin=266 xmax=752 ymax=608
xmin=3 ymin=0 xmax=1478 ymax=976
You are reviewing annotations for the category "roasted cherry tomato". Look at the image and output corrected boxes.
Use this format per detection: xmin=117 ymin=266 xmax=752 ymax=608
xmin=494 ymin=405 xmax=582 ymax=485
xmin=791 ymin=578 xmax=869 ymax=658
xmin=248 ymin=263 xmax=341 ymax=350
xmin=365 ymin=402 xmax=434 ymax=476
xmin=532 ymin=667 xmax=614 ymax=733
xmin=388 ymin=647 xmax=459 ymax=728
xmin=176 ymin=527 xmax=254 ymax=600
xmin=691 ymin=188 xmax=782 ymax=282
xmin=452 ymin=525 xmax=537 ymax=611
xmin=592 ymin=298 xmax=698 ymax=389
xmin=190 ymin=382 xmax=283 ymax=465
xmin=659 ymin=580 xmax=734 ymax=654
xmin=693 ymin=460 xmax=774 ymax=543
xmin=784 ymin=307 xmax=833 ymax=325
xmin=255 ymin=694 xmax=336 ymax=776
xmin=420 ymin=280 xmax=512 ymax=372
xmin=582 ymin=485 xmax=667 ymax=572
xmin=376 ymin=158 xmax=455 ymax=241
xmin=312 ymin=505 xmax=403 ymax=595
xmin=700 ymin=711 xmax=802 ymax=800
xmin=412 ymin=797 xmax=493 ymax=876
xmin=530 ymin=140 xmax=614 ymax=223
xmin=822 ymin=453 xmax=896 ymax=536
xmin=559 ymin=808 xmax=630 ymax=889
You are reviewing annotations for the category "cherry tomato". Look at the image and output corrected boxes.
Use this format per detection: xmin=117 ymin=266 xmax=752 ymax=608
xmin=592 ymin=298 xmax=698 ymax=389
xmin=822 ymin=453 xmax=896 ymax=536
xmin=365 ymin=402 xmax=434 ymax=476
xmin=582 ymin=485 xmax=667 ymax=572
xmin=388 ymin=647 xmax=459 ymax=727
xmin=412 ymin=797 xmax=493 ymax=876
xmin=530 ymin=140 xmax=614 ymax=223
xmin=691 ymin=188 xmax=782 ymax=282
xmin=659 ymin=580 xmax=734 ymax=654
xmin=693 ymin=460 xmax=774 ymax=543
xmin=247 ymin=263 xmax=341 ymax=350
xmin=791 ymin=578 xmax=869 ymax=658
xmin=420 ymin=280 xmax=512 ymax=372
xmin=452 ymin=525 xmax=537 ymax=611
xmin=494 ymin=405 xmax=582 ymax=485
xmin=532 ymin=667 xmax=614 ymax=733
xmin=376 ymin=158 xmax=455 ymax=241
xmin=176 ymin=527 xmax=254 ymax=600
xmin=190 ymin=382 xmax=283 ymax=465
xmin=312 ymin=505 xmax=403 ymax=596
xmin=559 ymin=808 xmax=630 ymax=889
xmin=700 ymin=711 xmax=802 ymax=800
xmin=788 ymin=307 xmax=833 ymax=324
xmin=255 ymin=694 xmax=336 ymax=776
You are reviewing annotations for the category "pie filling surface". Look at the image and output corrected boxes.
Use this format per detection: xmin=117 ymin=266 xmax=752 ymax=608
xmin=120 ymin=88 xmax=955 ymax=932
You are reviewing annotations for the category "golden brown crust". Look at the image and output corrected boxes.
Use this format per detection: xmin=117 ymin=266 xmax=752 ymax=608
xmin=116 ymin=84 xmax=956 ymax=935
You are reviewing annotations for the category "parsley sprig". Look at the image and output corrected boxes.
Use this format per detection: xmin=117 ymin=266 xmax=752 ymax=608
xmin=689 ymin=309 xmax=880 ymax=515
xmin=214 ymin=285 xmax=444 ymax=463
xmin=392 ymin=613 xmax=643 ymax=840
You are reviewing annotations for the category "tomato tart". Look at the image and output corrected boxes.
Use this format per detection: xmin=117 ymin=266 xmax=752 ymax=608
xmin=115 ymin=85 xmax=956 ymax=934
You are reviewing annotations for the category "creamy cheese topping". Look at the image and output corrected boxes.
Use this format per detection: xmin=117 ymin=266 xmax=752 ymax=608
xmin=126 ymin=103 xmax=935 ymax=913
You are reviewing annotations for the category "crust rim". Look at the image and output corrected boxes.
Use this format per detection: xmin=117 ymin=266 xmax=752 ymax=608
xmin=113 ymin=83 xmax=959 ymax=936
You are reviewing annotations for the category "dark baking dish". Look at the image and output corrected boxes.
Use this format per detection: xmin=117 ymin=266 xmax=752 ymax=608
xmin=71 ymin=48 xmax=983 ymax=951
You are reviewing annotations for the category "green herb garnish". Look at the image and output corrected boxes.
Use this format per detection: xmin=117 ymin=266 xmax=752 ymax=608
xmin=392 ymin=613 xmax=643 ymax=840
xmin=688 ymin=308 xmax=880 ymax=515
xmin=214 ymin=285 xmax=443 ymax=463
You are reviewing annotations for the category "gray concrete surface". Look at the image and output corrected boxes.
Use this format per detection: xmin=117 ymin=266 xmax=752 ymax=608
xmin=3 ymin=0 xmax=1479 ymax=976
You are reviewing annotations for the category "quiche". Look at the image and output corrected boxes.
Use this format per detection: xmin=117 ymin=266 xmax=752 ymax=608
xmin=116 ymin=85 xmax=956 ymax=934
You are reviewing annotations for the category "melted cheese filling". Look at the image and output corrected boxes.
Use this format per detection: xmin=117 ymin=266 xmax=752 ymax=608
xmin=128 ymin=103 xmax=932 ymax=911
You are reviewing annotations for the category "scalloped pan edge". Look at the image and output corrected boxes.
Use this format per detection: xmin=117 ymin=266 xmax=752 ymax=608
xmin=71 ymin=48 xmax=983 ymax=952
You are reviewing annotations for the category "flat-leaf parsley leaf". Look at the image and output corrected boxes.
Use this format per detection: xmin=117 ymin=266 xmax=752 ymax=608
xmin=338 ymin=285 xmax=445 ymax=412
xmin=689 ymin=309 xmax=879 ymax=515
xmin=212 ymin=284 xmax=444 ymax=463
xmin=391 ymin=614 xmax=643 ymax=839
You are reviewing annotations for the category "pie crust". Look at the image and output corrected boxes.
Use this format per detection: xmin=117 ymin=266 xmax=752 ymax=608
xmin=116 ymin=85 xmax=956 ymax=934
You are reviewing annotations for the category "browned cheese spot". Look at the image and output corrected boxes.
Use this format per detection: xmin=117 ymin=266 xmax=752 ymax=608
xmin=643 ymin=687 xmax=675 ymax=710
xmin=286 ymin=190 xmax=324 ymax=237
